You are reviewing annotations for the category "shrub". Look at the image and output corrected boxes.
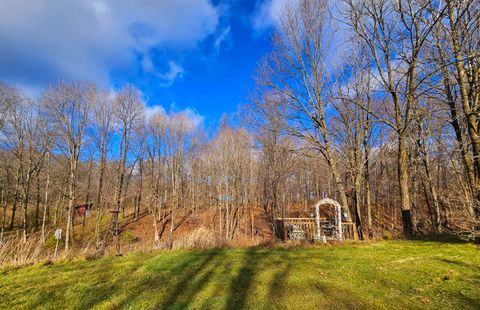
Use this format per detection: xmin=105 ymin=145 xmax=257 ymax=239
xmin=121 ymin=229 xmax=137 ymax=243
xmin=0 ymin=235 xmax=45 ymax=266
xmin=172 ymin=227 xmax=224 ymax=250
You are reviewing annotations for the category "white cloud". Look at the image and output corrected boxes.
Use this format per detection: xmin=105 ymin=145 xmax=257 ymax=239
xmin=159 ymin=62 xmax=185 ymax=88
xmin=252 ymin=0 xmax=300 ymax=32
xmin=0 ymin=0 xmax=221 ymax=90
xmin=169 ymin=102 xmax=204 ymax=128
xmin=144 ymin=103 xmax=203 ymax=129
xmin=144 ymin=105 xmax=167 ymax=121
xmin=214 ymin=26 xmax=231 ymax=51
xmin=181 ymin=107 xmax=205 ymax=128
xmin=91 ymin=1 xmax=109 ymax=16
xmin=141 ymin=54 xmax=156 ymax=75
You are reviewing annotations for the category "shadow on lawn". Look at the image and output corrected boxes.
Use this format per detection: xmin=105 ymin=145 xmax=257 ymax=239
xmin=75 ymin=258 xmax=143 ymax=309
xmin=225 ymin=247 xmax=267 ymax=310
xmin=109 ymin=249 xmax=224 ymax=309
xmin=24 ymin=257 xmax=132 ymax=309
xmin=267 ymin=249 xmax=292 ymax=306
xmin=411 ymin=233 xmax=472 ymax=244
xmin=266 ymin=250 xmax=372 ymax=309
xmin=436 ymin=257 xmax=480 ymax=272
xmin=75 ymin=252 xmax=208 ymax=309
xmin=156 ymin=249 xmax=224 ymax=309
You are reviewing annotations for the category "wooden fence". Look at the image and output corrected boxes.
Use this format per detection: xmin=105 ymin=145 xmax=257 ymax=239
xmin=275 ymin=218 xmax=319 ymax=242
xmin=275 ymin=217 xmax=356 ymax=242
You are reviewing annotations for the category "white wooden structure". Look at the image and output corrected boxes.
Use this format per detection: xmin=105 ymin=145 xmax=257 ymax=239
xmin=276 ymin=198 xmax=355 ymax=242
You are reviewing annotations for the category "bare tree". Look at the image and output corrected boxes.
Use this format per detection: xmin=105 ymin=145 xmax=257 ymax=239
xmin=342 ymin=0 xmax=443 ymax=237
xmin=90 ymin=90 xmax=115 ymax=242
xmin=113 ymin=85 xmax=144 ymax=214
xmin=445 ymin=0 xmax=480 ymax=183
xmin=43 ymin=81 xmax=92 ymax=250
xmin=252 ymin=0 xmax=353 ymax=221
xmin=145 ymin=109 xmax=168 ymax=246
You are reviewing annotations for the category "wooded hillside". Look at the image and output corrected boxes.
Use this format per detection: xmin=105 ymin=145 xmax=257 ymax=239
xmin=0 ymin=0 xmax=479 ymax=263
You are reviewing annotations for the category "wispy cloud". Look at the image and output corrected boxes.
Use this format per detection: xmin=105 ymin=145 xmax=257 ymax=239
xmin=145 ymin=102 xmax=204 ymax=129
xmin=214 ymin=26 xmax=231 ymax=51
xmin=159 ymin=62 xmax=185 ymax=88
xmin=0 ymin=0 xmax=221 ymax=90
xmin=181 ymin=107 xmax=205 ymax=128
xmin=144 ymin=105 xmax=167 ymax=120
xmin=251 ymin=0 xmax=300 ymax=32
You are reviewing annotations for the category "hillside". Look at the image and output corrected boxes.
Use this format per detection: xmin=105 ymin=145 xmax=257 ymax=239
xmin=1 ymin=240 xmax=479 ymax=309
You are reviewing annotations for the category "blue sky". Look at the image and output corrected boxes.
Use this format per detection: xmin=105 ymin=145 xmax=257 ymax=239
xmin=0 ymin=0 xmax=295 ymax=127
xmin=115 ymin=0 xmax=274 ymax=127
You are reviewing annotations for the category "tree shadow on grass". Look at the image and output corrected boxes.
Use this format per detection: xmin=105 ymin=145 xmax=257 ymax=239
xmin=410 ymin=233 xmax=472 ymax=244
xmin=74 ymin=252 xmax=204 ymax=309
xmin=22 ymin=257 xmax=134 ymax=309
xmin=197 ymin=259 xmax=235 ymax=309
xmin=436 ymin=257 xmax=480 ymax=271
xmin=224 ymin=247 xmax=266 ymax=310
xmin=156 ymin=248 xmax=224 ymax=309
xmin=456 ymin=295 xmax=480 ymax=309
xmin=74 ymin=258 xmax=143 ymax=309
xmin=99 ymin=249 xmax=223 ymax=309
xmin=267 ymin=248 xmax=292 ymax=307
xmin=310 ymin=282 xmax=375 ymax=309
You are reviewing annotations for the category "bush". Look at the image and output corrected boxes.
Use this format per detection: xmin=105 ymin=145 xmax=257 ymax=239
xmin=382 ymin=232 xmax=394 ymax=240
xmin=121 ymin=229 xmax=137 ymax=243
xmin=0 ymin=235 xmax=45 ymax=266
xmin=172 ymin=227 xmax=224 ymax=250
xmin=44 ymin=233 xmax=63 ymax=250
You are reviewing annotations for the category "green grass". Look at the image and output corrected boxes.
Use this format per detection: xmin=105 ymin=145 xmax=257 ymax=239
xmin=0 ymin=240 xmax=479 ymax=309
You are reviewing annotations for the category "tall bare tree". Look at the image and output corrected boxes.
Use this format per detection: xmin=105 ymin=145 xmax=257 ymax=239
xmin=90 ymin=90 xmax=115 ymax=241
xmin=43 ymin=81 xmax=92 ymax=250
xmin=113 ymin=85 xmax=144 ymax=214
xmin=343 ymin=0 xmax=443 ymax=237
xmin=252 ymin=0 xmax=353 ymax=221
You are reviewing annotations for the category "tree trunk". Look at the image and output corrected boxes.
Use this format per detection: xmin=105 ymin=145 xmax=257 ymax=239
xmin=398 ymin=134 xmax=413 ymax=238
xmin=65 ymin=157 xmax=77 ymax=251
xmin=94 ymin=145 xmax=106 ymax=243
xmin=448 ymin=1 xmax=480 ymax=180
xmin=35 ymin=169 xmax=41 ymax=230
xmin=21 ymin=172 xmax=32 ymax=242
xmin=9 ymin=168 xmax=21 ymax=230
xmin=41 ymin=152 xmax=50 ymax=242
xmin=435 ymin=38 xmax=477 ymax=203
xmin=135 ymin=158 xmax=143 ymax=219
xmin=417 ymin=124 xmax=442 ymax=233
xmin=364 ymin=141 xmax=373 ymax=238
xmin=329 ymin=157 xmax=350 ymax=219
xmin=1 ymin=189 xmax=6 ymax=241
xmin=353 ymin=174 xmax=364 ymax=240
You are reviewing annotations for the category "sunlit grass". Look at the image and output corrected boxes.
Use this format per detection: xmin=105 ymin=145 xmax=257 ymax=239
xmin=0 ymin=240 xmax=479 ymax=309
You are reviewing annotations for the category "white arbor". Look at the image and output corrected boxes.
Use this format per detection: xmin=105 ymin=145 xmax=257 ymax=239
xmin=314 ymin=198 xmax=344 ymax=242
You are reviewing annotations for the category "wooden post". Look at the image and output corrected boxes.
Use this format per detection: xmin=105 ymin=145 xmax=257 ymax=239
xmin=54 ymin=239 xmax=59 ymax=258
xmin=315 ymin=204 xmax=324 ymax=243
xmin=54 ymin=228 xmax=62 ymax=258
xmin=283 ymin=219 xmax=286 ymax=242
xmin=336 ymin=204 xmax=343 ymax=241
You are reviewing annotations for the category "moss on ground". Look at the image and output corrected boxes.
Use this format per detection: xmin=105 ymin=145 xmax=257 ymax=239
xmin=0 ymin=240 xmax=479 ymax=309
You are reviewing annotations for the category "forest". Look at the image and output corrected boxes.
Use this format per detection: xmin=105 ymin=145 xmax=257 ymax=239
xmin=0 ymin=0 xmax=479 ymax=265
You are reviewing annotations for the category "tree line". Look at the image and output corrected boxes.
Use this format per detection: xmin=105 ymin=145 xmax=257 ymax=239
xmin=251 ymin=0 xmax=479 ymax=239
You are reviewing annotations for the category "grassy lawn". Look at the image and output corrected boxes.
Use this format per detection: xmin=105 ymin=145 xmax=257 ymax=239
xmin=0 ymin=240 xmax=479 ymax=309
